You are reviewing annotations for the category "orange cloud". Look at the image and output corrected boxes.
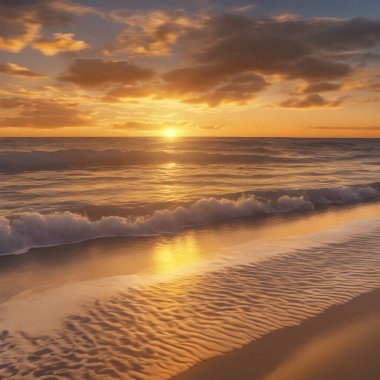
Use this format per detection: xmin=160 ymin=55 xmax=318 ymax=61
xmin=0 ymin=97 xmax=93 ymax=128
xmin=0 ymin=22 xmax=40 ymax=52
xmin=108 ymin=10 xmax=206 ymax=56
xmin=113 ymin=121 xmax=159 ymax=131
xmin=0 ymin=0 xmax=97 ymax=52
xmin=280 ymin=94 xmax=344 ymax=108
xmin=32 ymin=33 xmax=89 ymax=56
xmin=0 ymin=63 xmax=44 ymax=78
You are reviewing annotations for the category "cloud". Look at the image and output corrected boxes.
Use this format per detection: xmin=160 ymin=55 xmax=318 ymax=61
xmin=108 ymin=10 xmax=206 ymax=56
xmin=113 ymin=120 xmax=159 ymax=131
xmin=0 ymin=20 xmax=40 ymax=52
xmin=198 ymin=124 xmax=224 ymax=130
xmin=103 ymin=84 xmax=153 ymax=102
xmin=301 ymin=81 xmax=342 ymax=94
xmin=369 ymin=82 xmax=380 ymax=92
xmin=51 ymin=12 xmax=380 ymax=108
xmin=231 ymin=4 xmax=257 ymax=13
xmin=0 ymin=97 xmax=26 ymax=108
xmin=32 ymin=33 xmax=88 ymax=56
xmin=280 ymin=94 xmax=344 ymax=108
xmin=49 ymin=0 xmax=99 ymax=16
xmin=0 ymin=97 xmax=93 ymax=128
xmin=310 ymin=17 xmax=380 ymax=51
xmin=0 ymin=62 xmax=44 ymax=77
xmin=189 ymin=14 xmax=362 ymax=82
xmin=155 ymin=14 xmax=380 ymax=106
xmin=312 ymin=126 xmax=380 ymax=130
xmin=58 ymin=59 xmax=155 ymax=87
xmin=161 ymin=69 xmax=268 ymax=106
xmin=286 ymin=56 xmax=352 ymax=81
xmin=0 ymin=0 xmax=97 ymax=52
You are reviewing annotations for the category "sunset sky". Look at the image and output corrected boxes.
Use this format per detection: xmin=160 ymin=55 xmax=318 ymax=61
xmin=0 ymin=0 xmax=380 ymax=137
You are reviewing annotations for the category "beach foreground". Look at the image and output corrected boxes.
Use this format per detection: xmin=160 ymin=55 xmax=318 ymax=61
xmin=1 ymin=203 xmax=380 ymax=378
xmin=0 ymin=204 xmax=380 ymax=380
xmin=174 ymin=288 xmax=380 ymax=380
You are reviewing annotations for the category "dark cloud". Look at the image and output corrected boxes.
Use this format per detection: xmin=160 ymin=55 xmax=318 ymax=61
xmin=0 ymin=97 xmax=93 ymax=128
xmin=286 ymin=56 xmax=351 ymax=81
xmin=156 ymin=14 xmax=380 ymax=105
xmin=162 ymin=69 xmax=267 ymax=106
xmin=310 ymin=17 xmax=380 ymax=51
xmin=0 ymin=62 xmax=44 ymax=77
xmin=58 ymin=59 xmax=155 ymax=87
xmin=280 ymin=93 xmax=344 ymax=108
xmin=188 ymin=14 xmax=365 ymax=81
xmin=302 ymin=81 xmax=342 ymax=94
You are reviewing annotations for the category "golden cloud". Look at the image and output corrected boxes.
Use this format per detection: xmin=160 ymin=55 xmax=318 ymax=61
xmin=0 ymin=62 xmax=44 ymax=77
xmin=0 ymin=97 xmax=94 ymax=128
xmin=0 ymin=0 xmax=97 ymax=52
xmin=108 ymin=10 xmax=206 ymax=56
xmin=32 ymin=33 xmax=89 ymax=56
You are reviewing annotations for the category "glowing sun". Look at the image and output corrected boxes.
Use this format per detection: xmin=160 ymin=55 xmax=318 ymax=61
xmin=163 ymin=128 xmax=178 ymax=138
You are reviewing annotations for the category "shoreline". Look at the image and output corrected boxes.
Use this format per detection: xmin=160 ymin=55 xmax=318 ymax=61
xmin=173 ymin=288 xmax=380 ymax=380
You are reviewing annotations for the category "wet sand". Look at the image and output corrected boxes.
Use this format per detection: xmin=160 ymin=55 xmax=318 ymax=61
xmin=174 ymin=288 xmax=380 ymax=380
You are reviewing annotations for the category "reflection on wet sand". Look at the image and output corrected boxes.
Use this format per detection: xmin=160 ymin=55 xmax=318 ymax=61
xmin=153 ymin=234 xmax=201 ymax=275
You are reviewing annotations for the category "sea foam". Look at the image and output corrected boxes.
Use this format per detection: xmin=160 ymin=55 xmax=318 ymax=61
xmin=0 ymin=184 xmax=378 ymax=255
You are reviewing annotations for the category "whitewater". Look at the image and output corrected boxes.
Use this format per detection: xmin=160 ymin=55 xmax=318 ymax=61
xmin=1 ymin=183 xmax=379 ymax=255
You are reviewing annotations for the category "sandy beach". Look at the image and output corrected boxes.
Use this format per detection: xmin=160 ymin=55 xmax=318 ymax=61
xmin=174 ymin=288 xmax=380 ymax=380
xmin=1 ymin=204 xmax=380 ymax=379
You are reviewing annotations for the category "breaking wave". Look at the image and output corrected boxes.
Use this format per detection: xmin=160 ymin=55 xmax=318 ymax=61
xmin=1 ymin=184 xmax=379 ymax=256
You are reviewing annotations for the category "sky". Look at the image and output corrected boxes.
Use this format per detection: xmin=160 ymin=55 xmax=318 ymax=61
xmin=0 ymin=0 xmax=380 ymax=137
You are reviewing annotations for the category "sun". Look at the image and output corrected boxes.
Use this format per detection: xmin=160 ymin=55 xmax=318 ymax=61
xmin=163 ymin=128 xmax=178 ymax=138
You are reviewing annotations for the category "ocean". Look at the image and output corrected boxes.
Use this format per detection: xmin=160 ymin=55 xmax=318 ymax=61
xmin=1 ymin=137 xmax=380 ymax=255
xmin=1 ymin=137 xmax=380 ymax=379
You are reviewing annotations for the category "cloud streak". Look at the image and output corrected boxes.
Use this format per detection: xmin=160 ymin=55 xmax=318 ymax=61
xmin=280 ymin=94 xmax=344 ymax=109
xmin=0 ymin=97 xmax=93 ymax=128
xmin=58 ymin=59 xmax=155 ymax=87
xmin=0 ymin=62 xmax=44 ymax=77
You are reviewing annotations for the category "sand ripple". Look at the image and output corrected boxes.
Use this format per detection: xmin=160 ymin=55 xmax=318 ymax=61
xmin=1 ymin=232 xmax=380 ymax=379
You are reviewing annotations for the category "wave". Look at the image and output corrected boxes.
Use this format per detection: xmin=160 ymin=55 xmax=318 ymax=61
xmin=0 ymin=149 xmax=329 ymax=173
xmin=1 ymin=184 xmax=379 ymax=256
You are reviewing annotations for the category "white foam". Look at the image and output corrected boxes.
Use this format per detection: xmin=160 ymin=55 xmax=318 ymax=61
xmin=0 ymin=185 xmax=378 ymax=256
